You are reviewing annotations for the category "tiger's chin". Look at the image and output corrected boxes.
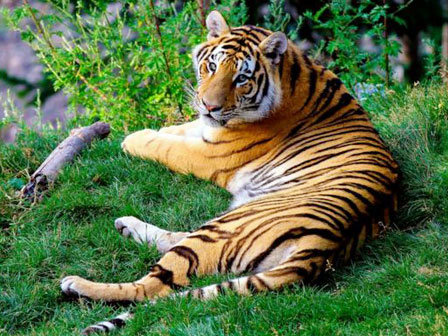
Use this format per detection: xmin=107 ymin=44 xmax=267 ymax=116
xmin=200 ymin=110 xmax=270 ymax=128
xmin=201 ymin=113 xmax=228 ymax=127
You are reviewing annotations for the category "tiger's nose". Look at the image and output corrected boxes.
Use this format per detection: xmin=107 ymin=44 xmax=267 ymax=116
xmin=203 ymin=100 xmax=222 ymax=112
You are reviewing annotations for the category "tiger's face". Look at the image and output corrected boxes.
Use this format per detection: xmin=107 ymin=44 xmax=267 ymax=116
xmin=192 ymin=11 xmax=288 ymax=127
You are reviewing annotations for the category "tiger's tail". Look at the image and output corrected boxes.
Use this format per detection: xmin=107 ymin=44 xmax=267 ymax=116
xmin=81 ymin=312 xmax=133 ymax=335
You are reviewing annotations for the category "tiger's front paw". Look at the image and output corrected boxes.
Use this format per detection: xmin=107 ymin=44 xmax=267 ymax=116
xmin=61 ymin=275 xmax=96 ymax=300
xmin=121 ymin=129 xmax=158 ymax=157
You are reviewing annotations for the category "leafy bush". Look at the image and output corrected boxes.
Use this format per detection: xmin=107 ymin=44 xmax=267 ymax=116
xmin=302 ymin=0 xmax=406 ymax=90
xmin=253 ymin=0 xmax=408 ymax=90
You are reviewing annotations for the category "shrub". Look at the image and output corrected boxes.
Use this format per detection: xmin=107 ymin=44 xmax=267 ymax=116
xmin=302 ymin=0 xmax=406 ymax=90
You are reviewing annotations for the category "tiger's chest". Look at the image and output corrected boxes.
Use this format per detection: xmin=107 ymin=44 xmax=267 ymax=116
xmin=226 ymin=151 xmax=299 ymax=209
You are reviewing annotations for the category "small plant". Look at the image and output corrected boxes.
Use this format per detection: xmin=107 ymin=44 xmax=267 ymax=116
xmin=0 ymin=90 xmax=21 ymax=130
xmin=263 ymin=0 xmax=302 ymax=40
xmin=421 ymin=36 xmax=442 ymax=81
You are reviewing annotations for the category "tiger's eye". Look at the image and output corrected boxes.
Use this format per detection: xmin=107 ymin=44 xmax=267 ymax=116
xmin=235 ymin=74 xmax=248 ymax=84
xmin=209 ymin=63 xmax=217 ymax=72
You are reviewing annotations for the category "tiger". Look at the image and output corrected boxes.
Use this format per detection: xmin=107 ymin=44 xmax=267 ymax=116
xmin=60 ymin=10 xmax=399 ymax=334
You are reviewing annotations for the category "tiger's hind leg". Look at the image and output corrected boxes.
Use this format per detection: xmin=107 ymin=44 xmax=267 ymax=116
xmin=61 ymin=226 xmax=227 ymax=302
xmin=80 ymin=242 xmax=338 ymax=334
xmin=114 ymin=216 xmax=189 ymax=253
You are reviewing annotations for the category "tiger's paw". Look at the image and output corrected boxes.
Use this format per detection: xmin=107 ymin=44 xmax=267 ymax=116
xmin=115 ymin=216 xmax=148 ymax=244
xmin=61 ymin=275 xmax=96 ymax=300
xmin=115 ymin=216 xmax=167 ymax=246
xmin=121 ymin=129 xmax=158 ymax=156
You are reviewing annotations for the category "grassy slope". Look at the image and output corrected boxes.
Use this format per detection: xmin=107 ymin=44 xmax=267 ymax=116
xmin=0 ymin=83 xmax=447 ymax=336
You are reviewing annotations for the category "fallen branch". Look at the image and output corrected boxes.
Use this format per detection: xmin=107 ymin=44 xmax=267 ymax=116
xmin=21 ymin=121 xmax=110 ymax=201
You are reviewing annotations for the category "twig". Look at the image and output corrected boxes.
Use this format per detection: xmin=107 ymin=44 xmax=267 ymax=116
xmin=20 ymin=122 xmax=111 ymax=201
xmin=148 ymin=0 xmax=173 ymax=83
xmin=147 ymin=0 xmax=183 ymax=116
xmin=196 ymin=0 xmax=207 ymax=28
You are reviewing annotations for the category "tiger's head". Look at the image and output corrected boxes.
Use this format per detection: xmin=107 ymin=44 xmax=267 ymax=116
xmin=192 ymin=11 xmax=288 ymax=127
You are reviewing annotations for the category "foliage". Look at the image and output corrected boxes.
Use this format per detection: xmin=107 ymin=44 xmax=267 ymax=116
xmin=0 ymin=82 xmax=447 ymax=335
xmin=1 ymin=0 xmax=248 ymax=130
xmin=303 ymin=0 xmax=406 ymax=90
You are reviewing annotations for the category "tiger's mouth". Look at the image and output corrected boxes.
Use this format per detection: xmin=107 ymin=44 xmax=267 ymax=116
xmin=202 ymin=112 xmax=228 ymax=126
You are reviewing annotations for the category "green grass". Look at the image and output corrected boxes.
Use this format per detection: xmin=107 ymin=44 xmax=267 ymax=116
xmin=1 ymin=82 xmax=447 ymax=336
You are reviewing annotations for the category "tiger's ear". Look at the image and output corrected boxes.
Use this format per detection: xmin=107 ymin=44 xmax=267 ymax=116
xmin=206 ymin=11 xmax=230 ymax=40
xmin=259 ymin=32 xmax=288 ymax=65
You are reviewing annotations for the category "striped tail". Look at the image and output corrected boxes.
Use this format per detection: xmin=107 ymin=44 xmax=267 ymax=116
xmin=81 ymin=312 xmax=133 ymax=335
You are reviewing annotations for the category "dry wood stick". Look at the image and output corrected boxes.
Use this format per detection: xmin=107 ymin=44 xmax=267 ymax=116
xmin=21 ymin=122 xmax=110 ymax=201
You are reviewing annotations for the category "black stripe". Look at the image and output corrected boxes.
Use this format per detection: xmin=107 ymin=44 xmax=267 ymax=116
xmin=246 ymin=31 xmax=262 ymax=43
xmin=290 ymin=53 xmax=301 ymax=95
xmin=246 ymin=276 xmax=260 ymax=293
xmin=197 ymin=289 xmax=205 ymax=299
xmin=246 ymin=35 xmax=261 ymax=46
xmin=254 ymin=275 xmax=271 ymax=290
xmin=261 ymin=64 xmax=270 ymax=98
xmin=188 ymin=234 xmax=217 ymax=243
xmin=246 ymin=25 xmax=270 ymax=36
xmin=232 ymin=27 xmax=251 ymax=33
xmin=301 ymin=55 xmax=317 ymax=109
xmin=206 ymin=136 xmax=274 ymax=158
xmin=310 ymin=78 xmax=342 ymax=116
xmin=170 ymin=246 xmax=199 ymax=276
xmin=278 ymin=53 xmax=285 ymax=79
xmin=313 ymin=93 xmax=354 ymax=124
xmin=196 ymin=45 xmax=208 ymax=60
xmin=109 ymin=318 xmax=127 ymax=328
xmin=216 ymin=284 xmax=225 ymax=295
xmin=98 ymin=323 xmax=110 ymax=331
xmin=250 ymin=73 xmax=264 ymax=103
xmin=221 ymin=44 xmax=238 ymax=50
xmin=149 ymin=265 xmax=183 ymax=290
